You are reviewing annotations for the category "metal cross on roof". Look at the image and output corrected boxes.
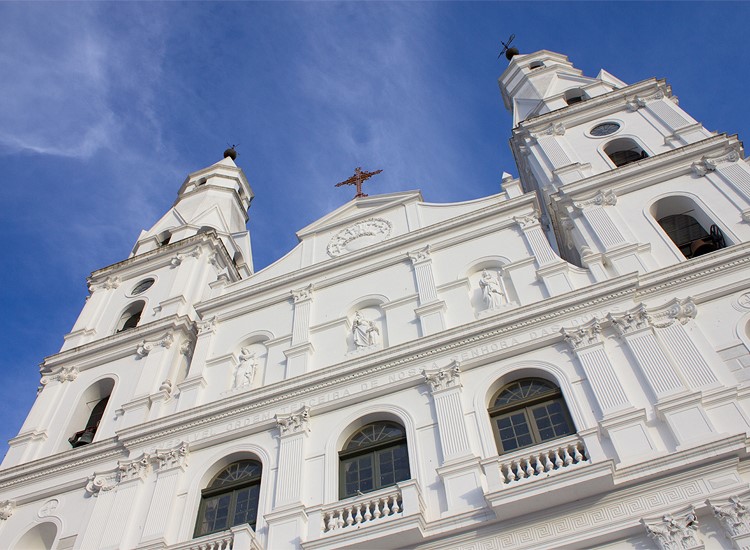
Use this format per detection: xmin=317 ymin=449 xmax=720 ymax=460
xmin=335 ymin=167 xmax=383 ymax=199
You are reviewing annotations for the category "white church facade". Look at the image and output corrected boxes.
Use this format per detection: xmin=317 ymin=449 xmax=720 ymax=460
xmin=2 ymin=48 xmax=750 ymax=549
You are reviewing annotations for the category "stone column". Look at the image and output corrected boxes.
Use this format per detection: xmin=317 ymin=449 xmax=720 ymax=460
xmin=285 ymin=285 xmax=314 ymax=378
xmin=139 ymin=443 xmax=190 ymax=546
xmin=266 ymin=407 xmax=310 ymax=550
xmin=425 ymin=362 xmax=485 ymax=512
xmin=408 ymin=246 xmax=446 ymax=336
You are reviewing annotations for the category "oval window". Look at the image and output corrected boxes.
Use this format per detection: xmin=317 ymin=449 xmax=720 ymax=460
xmin=590 ymin=122 xmax=621 ymax=137
xmin=131 ymin=278 xmax=155 ymax=295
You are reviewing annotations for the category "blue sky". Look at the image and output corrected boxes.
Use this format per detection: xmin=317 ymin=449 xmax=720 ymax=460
xmin=1 ymin=1 xmax=748 ymax=460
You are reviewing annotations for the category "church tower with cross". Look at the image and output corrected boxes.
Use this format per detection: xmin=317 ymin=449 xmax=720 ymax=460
xmin=3 ymin=47 xmax=750 ymax=550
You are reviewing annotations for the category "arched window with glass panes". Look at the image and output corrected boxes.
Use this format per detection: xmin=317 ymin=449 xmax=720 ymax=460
xmin=194 ymin=460 xmax=262 ymax=538
xmin=339 ymin=421 xmax=410 ymax=499
xmin=488 ymin=378 xmax=575 ymax=455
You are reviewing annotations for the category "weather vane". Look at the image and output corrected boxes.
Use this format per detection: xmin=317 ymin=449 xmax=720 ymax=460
xmin=335 ymin=167 xmax=383 ymax=199
xmin=498 ymin=34 xmax=519 ymax=60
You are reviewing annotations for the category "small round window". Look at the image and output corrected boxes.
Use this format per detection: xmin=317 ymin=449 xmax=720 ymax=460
xmin=590 ymin=122 xmax=621 ymax=137
xmin=131 ymin=278 xmax=155 ymax=295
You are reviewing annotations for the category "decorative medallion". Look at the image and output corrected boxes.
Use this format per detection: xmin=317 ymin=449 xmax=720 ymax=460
xmin=590 ymin=122 xmax=620 ymax=137
xmin=326 ymin=218 xmax=392 ymax=258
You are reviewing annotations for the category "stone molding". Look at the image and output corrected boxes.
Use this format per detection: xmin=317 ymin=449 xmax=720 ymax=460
xmin=275 ymin=406 xmax=310 ymax=437
xmin=422 ymin=361 xmax=461 ymax=393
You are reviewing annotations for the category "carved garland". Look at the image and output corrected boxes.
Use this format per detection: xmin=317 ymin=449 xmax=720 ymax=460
xmin=326 ymin=218 xmax=392 ymax=258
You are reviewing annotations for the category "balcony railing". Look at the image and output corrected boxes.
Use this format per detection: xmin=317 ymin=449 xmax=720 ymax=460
xmin=494 ymin=437 xmax=589 ymax=486
xmin=160 ymin=525 xmax=259 ymax=550
xmin=322 ymin=487 xmax=403 ymax=533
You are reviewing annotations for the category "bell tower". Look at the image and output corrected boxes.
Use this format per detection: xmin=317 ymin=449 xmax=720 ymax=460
xmin=2 ymin=151 xmax=254 ymax=467
xmin=500 ymin=49 xmax=750 ymax=279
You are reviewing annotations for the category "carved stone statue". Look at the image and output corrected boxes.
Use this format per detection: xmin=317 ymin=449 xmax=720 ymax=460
xmin=234 ymin=348 xmax=257 ymax=389
xmin=352 ymin=311 xmax=380 ymax=348
xmin=644 ymin=512 xmax=701 ymax=550
xmin=479 ymin=269 xmax=505 ymax=310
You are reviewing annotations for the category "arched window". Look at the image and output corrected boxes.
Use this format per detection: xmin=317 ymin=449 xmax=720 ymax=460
xmin=604 ymin=137 xmax=648 ymax=167
xmin=67 ymin=378 xmax=114 ymax=449
xmin=658 ymin=214 xmax=725 ymax=258
xmin=195 ymin=460 xmax=262 ymax=537
xmin=564 ymin=88 xmax=586 ymax=105
xmin=15 ymin=522 xmax=57 ymax=550
xmin=69 ymin=396 xmax=109 ymax=448
xmin=116 ymin=301 xmax=145 ymax=333
xmin=339 ymin=421 xmax=410 ymax=499
xmin=489 ymin=378 xmax=574 ymax=454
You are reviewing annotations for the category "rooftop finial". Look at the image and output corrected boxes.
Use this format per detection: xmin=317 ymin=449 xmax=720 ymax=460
xmin=224 ymin=144 xmax=239 ymax=160
xmin=498 ymin=34 xmax=518 ymax=61
xmin=335 ymin=167 xmax=383 ymax=199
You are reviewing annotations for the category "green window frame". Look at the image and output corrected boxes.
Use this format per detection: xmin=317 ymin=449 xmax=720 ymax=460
xmin=194 ymin=460 xmax=262 ymax=538
xmin=339 ymin=421 xmax=410 ymax=500
xmin=489 ymin=378 xmax=574 ymax=455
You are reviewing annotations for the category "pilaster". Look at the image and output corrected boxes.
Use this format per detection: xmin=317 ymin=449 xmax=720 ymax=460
xmin=285 ymin=285 xmax=315 ymax=377
xmin=177 ymin=316 xmax=216 ymax=411
xmin=408 ymin=246 xmax=446 ymax=335
xmin=514 ymin=213 xmax=572 ymax=296
xmin=709 ymin=490 xmax=750 ymax=550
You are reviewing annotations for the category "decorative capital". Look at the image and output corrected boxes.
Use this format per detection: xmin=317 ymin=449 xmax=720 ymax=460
xmin=291 ymin=284 xmax=314 ymax=303
xmin=196 ymin=316 xmax=218 ymax=335
xmin=101 ymin=276 xmax=120 ymax=290
xmin=561 ymin=318 xmax=602 ymax=351
xmin=651 ymin=297 xmax=697 ymax=328
xmin=608 ymin=305 xmax=651 ymax=336
xmin=0 ymin=500 xmax=15 ymax=520
xmin=692 ymin=147 xmax=741 ymax=177
xmin=136 ymin=332 xmax=175 ymax=357
xmin=408 ymin=245 xmax=431 ymax=265
xmin=85 ymin=473 xmax=117 ymax=497
xmin=532 ymin=122 xmax=565 ymax=138
xmin=710 ymin=492 xmax=750 ymax=537
xmin=41 ymin=366 xmax=79 ymax=387
xmin=422 ymin=361 xmax=461 ymax=393
xmin=573 ymin=189 xmax=617 ymax=210
xmin=118 ymin=454 xmax=151 ymax=482
xmin=626 ymin=90 xmax=664 ymax=111
xmin=153 ymin=442 xmax=189 ymax=471
xmin=513 ymin=212 xmax=541 ymax=229
xmin=275 ymin=406 xmax=310 ymax=437
xmin=642 ymin=508 xmax=702 ymax=550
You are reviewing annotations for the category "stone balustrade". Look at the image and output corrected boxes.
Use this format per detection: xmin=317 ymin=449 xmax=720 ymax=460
xmin=496 ymin=436 xmax=589 ymax=485
xmin=322 ymin=486 xmax=403 ymax=533
xmin=161 ymin=525 xmax=258 ymax=550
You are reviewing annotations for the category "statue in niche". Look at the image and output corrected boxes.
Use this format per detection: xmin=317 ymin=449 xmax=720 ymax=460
xmin=234 ymin=348 xmax=257 ymax=389
xmin=352 ymin=311 xmax=380 ymax=348
xmin=479 ymin=269 xmax=505 ymax=310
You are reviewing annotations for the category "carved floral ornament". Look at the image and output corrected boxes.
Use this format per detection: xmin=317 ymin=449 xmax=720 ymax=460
xmin=196 ymin=316 xmax=218 ymax=335
xmin=0 ymin=500 xmax=15 ymax=520
xmin=691 ymin=147 xmax=742 ymax=177
xmin=39 ymin=366 xmax=79 ymax=390
xmin=275 ymin=406 xmax=310 ymax=436
xmin=608 ymin=306 xmax=651 ymax=336
xmin=641 ymin=507 xmax=702 ymax=550
xmin=513 ymin=211 xmax=541 ymax=229
xmin=422 ymin=361 xmax=461 ymax=393
xmin=531 ymin=122 xmax=566 ymax=139
xmin=326 ymin=218 xmax=392 ymax=258
xmin=136 ymin=332 xmax=174 ymax=358
xmin=85 ymin=443 xmax=190 ymax=496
